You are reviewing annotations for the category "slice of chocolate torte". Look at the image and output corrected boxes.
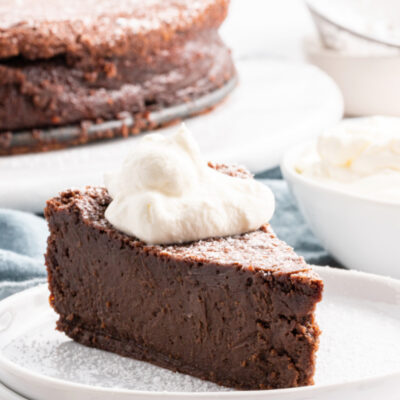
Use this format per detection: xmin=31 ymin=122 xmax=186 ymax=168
xmin=44 ymin=164 xmax=323 ymax=390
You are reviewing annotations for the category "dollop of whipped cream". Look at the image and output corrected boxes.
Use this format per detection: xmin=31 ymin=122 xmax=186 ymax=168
xmin=296 ymin=116 xmax=400 ymax=202
xmin=104 ymin=125 xmax=275 ymax=244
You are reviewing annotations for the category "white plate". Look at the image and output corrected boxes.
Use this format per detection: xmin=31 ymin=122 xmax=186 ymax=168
xmin=0 ymin=59 xmax=343 ymax=213
xmin=0 ymin=382 xmax=27 ymax=400
xmin=0 ymin=266 xmax=399 ymax=400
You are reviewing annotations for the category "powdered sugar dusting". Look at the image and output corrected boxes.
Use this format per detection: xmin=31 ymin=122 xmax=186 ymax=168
xmin=2 ymin=314 xmax=228 ymax=392
xmin=315 ymin=296 xmax=400 ymax=384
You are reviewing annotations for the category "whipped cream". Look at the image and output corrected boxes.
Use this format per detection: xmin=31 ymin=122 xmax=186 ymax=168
xmin=104 ymin=125 xmax=275 ymax=244
xmin=296 ymin=116 xmax=400 ymax=202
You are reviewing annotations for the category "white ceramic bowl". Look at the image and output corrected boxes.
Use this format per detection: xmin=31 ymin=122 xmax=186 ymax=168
xmin=304 ymin=38 xmax=400 ymax=116
xmin=281 ymin=142 xmax=400 ymax=278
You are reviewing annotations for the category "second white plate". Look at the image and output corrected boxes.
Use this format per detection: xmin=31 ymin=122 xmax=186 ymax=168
xmin=0 ymin=266 xmax=399 ymax=400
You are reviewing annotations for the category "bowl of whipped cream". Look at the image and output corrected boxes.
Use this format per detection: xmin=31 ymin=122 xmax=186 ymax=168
xmin=281 ymin=116 xmax=400 ymax=278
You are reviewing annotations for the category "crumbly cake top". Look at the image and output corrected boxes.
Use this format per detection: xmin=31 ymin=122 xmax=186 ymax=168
xmin=47 ymin=163 xmax=318 ymax=280
xmin=0 ymin=0 xmax=229 ymax=60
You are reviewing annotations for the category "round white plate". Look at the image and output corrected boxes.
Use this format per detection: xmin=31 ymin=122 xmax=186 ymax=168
xmin=0 ymin=59 xmax=343 ymax=213
xmin=0 ymin=266 xmax=399 ymax=400
xmin=0 ymin=382 xmax=27 ymax=400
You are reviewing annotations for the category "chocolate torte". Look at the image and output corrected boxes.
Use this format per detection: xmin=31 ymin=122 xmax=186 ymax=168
xmin=45 ymin=164 xmax=323 ymax=390
xmin=0 ymin=0 xmax=235 ymax=155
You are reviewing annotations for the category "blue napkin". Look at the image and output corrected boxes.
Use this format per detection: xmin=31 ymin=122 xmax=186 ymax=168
xmin=0 ymin=209 xmax=48 ymax=300
xmin=0 ymin=170 xmax=338 ymax=300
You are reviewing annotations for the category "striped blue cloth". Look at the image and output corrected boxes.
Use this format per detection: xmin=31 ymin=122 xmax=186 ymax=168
xmin=0 ymin=209 xmax=48 ymax=300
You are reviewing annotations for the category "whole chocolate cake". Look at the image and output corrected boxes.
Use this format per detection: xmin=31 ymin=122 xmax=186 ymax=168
xmin=0 ymin=0 xmax=235 ymax=154
xmin=45 ymin=164 xmax=323 ymax=390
